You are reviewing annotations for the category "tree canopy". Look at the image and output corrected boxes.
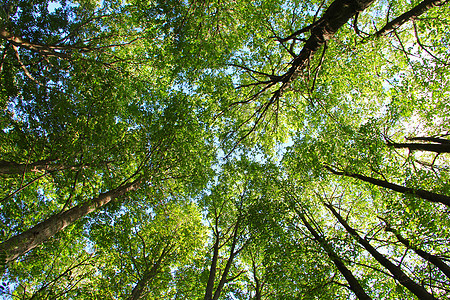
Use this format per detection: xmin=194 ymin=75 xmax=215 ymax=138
xmin=1 ymin=0 xmax=449 ymax=299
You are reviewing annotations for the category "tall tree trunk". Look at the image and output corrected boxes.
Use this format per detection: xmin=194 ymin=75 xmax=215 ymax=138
xmin=128 ymin=244 xmax=170 ymax=300
xmin=407 ymin=136 xmax=450 ymax=144
xmin=0 ymin=159 xmax=58 ymax=175
xmin=204 ymin=233 xmax=220 ymax=300
xmin=325 ymin=166 xmax=450 ymax=207
xmin=226 ymin=0 xmax=375 ymax=154
xmin=212 ymin=219 xmax=241 ymax=300
xmin=386 ymin=141 xmax=450 ymax=153
xmin=252 ymin=260 xmax=263 ymax=300
xmin=0 ymin=178 xmax=141 ymax=263
xmin=375 ymin=0 xmax=447 ymax=36
xmin=325 ymin=203 xmax=436 ymax=300
xmin=294 ymin=208 xmax=372 ymax=300
xmin=381 ymin=219 xmax=450 ymax=280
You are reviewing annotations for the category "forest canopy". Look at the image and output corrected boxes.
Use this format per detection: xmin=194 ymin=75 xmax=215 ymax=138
xmin=1 ymin=0 xmax=449 ymax=299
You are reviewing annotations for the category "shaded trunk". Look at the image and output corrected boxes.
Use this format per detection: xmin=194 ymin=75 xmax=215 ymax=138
xmin=387 ymin=141 xmax=450 ymax=153
xmin=251 ymin=257 xmax=263 ymax=300
xmin=227 ymin=0 xmax=375 ymax=153
xmin=204 ymin=218 xmax=244 ymax=300
xmin=0 ymin=178 xmax=141 ymax=263
xmin=128 ymin=244 xmax=170 ymax=300
xmin=325 ymin=204 xmax=436 ymax=300
xmin=382 ymin=221 xmax=450 ymax=280
xmin=204 ymin=234 xmax=220 ymax=300
xmin=253 ymin=270 xmax=262 ymax=300
xmin=212 ymin=219 xmax=241 ymax=300
xmin=0 ymin=159 xmax=58 ymax=175
xmin=375 ymin=0 xmax=447 ymax=36
xmin=0 ymin=159 xmax=110 ymax=175
xmin=325 ymin=166 xmax=450 ymax=207
xmin=295 ymin=208 xmax=372 ymax=300
xmin=407 ymin=136 xmax=450 ymax=144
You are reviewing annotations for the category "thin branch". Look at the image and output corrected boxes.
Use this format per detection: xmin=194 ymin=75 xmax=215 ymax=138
xmin=225 ymin=91 xmax=280 ymax=158
xmin=1 ymin=172 xmax=50 ymax=203
xmin=0 ymin=41 xmax=10 ymax=73
xmin=310 ymin=42 xmax=327 ymax=93
xmin=277 ymin=19 xmax=323 ymax=43
xmin=412 ymin=21 xmax=450 ymax=66
xmin=12 ymin=45 xmax=44 ymax=86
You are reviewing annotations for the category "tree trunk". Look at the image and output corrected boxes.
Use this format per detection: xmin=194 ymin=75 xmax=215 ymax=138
xmin=212 ymin=219 xmax=241 ymax=300
xmin=325 ymin=204 xmax=436 ymax=300
xmin=407 ymin=136 xmax=450 ymax=144
xmin=382 ymin=220 xmax=450 ymax=280
xmin=251 ymin=259 xmax=263 ymax=300
xmin=128 ymin=244 xmax=169 ymax=300
xmin=375 ymin=0 xmax=447 ymax=36
xmin=325 ymin=166 xmax=450 ymax=207
xmin=278 ymin=0 xmax=375 ymax=90
xmin=295 ymin=208 xmax=372 ymax=300
xmin=386 ymin=141 xmax=450 ymax=153
xmin=0 ymin=159 xmax=58 ymax=175
xmin=204 ymin=233 xmax=220 ymax=300
xmin=0 ymin=178 xmax=141 ymax=263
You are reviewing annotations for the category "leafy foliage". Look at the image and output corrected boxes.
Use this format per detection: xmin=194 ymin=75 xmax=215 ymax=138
xmin=1 ymin=0 xmax=450 ymax=299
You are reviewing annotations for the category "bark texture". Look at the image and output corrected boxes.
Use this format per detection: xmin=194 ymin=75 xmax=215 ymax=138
xmin=0 ymin=179 xmax=141 ymax=263
xmin=277 ymin=0 xmax=375 ymax=92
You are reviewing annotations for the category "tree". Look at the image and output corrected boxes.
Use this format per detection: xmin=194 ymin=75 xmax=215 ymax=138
xmin=201 ymin=159 xmax=261 ymax=300
xmin=325 ymin=202 xmax=436 ymax=300
xmin=379 ymin=216 xmax=450 ymax=280
xmin=2 ymin=0 xmax=450 ymax=298
xmin=89 ymin=200 xmax=206 ymax=300
xmin=325 ymin=165 xmax=450 ymax=207
xmin=292 ymin=204 xmax=372 ymax=300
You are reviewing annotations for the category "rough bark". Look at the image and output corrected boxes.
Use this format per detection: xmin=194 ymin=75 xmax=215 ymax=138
xmin=0 ymin=178 xmax=141 ymax=263
xmin=325 ymin=204 xmax=436 ymax=300
xmin=382 ymin=221 xmax=450 ymax=280
xmin=325 ymin=166 xmax=450 ymax=207
xmin=295 ymin=208 xmax=372 ymax=300
xmin=375 ymin=0 xmax=447 ymax=36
